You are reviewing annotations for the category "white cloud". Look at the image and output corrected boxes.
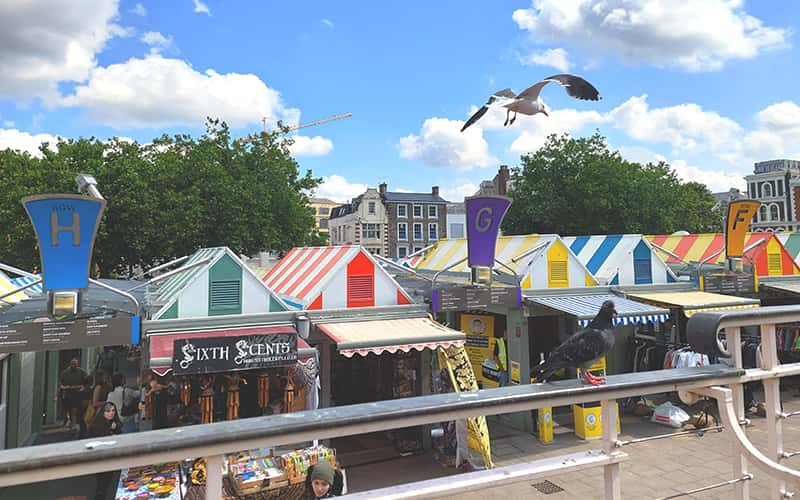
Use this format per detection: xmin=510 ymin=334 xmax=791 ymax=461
xmin=2 ymin=120 xmax=14 ymax=128
xmin=512 ymin=0 xmax=788 ymax=71
xmin=312 ymin=175 xmax=367 ymax=203
xmin=0 ymin=0 xmax=130 ymax=101
xmin=287 ymin=135 xmax=333 ymax=157
xmin=440 ymin=183 xmax=479 ymax=202
xmin=141 ymin=31 xmax=174 ymax=53
xmin=193 ymin=0 xmax=211 ymax=15
xmin=508 ymin=107 xmax=605 ymax=153
xmin=322 ymin=19 xmax=334 ymax=29
xmin=0 ymin=129 xmax=59 ymax=157
xmin=397 ymin=117 xmax=496 ymax=169
xmin=131 ymin=3 xmax=146 ymax=16
xmin=60 ymin=54 xmax=300 ymax=129
xmin=617 ymin=146 xmax=746 ymax=192
xmin=520 ymin=48 xmax=571 ymax=72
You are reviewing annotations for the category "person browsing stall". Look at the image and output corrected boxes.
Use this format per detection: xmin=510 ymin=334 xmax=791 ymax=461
xmin=493 ymin=329 xmax=509 ymax=387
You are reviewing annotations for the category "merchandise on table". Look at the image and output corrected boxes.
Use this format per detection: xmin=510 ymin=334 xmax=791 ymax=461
xmin=115 ymin=462 xmax=182 ymax=500
xmin=227 ymin=445 xmax=337 ymax=496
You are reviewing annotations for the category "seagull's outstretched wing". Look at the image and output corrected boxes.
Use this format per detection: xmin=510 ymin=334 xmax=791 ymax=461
xmin=460 ymin=105 xmax=489 ymax=132
xmin=460 ymin=89 xmax=518 ymax=132
xmin=492 ymin=88 xmax=517 ymax=99
xmin=518 ymin=74 xmax=601 ymax=102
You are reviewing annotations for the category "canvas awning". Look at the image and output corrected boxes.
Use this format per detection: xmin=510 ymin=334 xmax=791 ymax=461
xmin=627 ymin=291 xmax=760 ymax=317
xmin=147 ymin=325 xmax=314 ymax=375
xmin=526 ymin=294 xmax=670 ymax=327
xmin=761 ymin=282 xmax=800 ymax=296
xmin=317 ymin=316 xmax=466 ymax=358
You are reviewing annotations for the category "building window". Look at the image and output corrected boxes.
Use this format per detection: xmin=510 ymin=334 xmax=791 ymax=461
xmin=398 ymin=223 xmax=408 ymax=241
xmin=414 ymin=246 xmax=424 ymax=253
xmin=413 ymin=223 xmax=423 ymax=240
xmin=778 ymin=180 xmax=784 ymax=196
xmin=413 ymin=204 xmax=423 ymax=218
xmin=760 ymin=205 xmax=768 ymax=221
xmin=398 ymin=246 xmax=408 ymax=258
xmin=750 ymin=183 xmax=756 ymax=197
xmin=428 ymin=223 xmax=438 ymax=240
xmin=428 ymin=205 xmax=438 ymax=218
xmin=368 ymin=201 xmax=376 ymax=215
xmin=320 ymin=219 xmax=329 ymax=229
xmin=764 ymin=183 xmax=772 ymax=197
xmin=771 ymin=204 xmax=780 ymax=221
xmin=449 ymin=223 xmax=464 ymax=238
xmin=318 ymin=207 xmax=330 ymax=215
xmin=397 ymin=205 xmax=407 ymax=218
xmin=362 ymin=223 xmax=381 ymax=239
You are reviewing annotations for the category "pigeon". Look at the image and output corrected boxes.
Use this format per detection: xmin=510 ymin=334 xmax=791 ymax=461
xmin=460 ymin=74 xmax=601 ymax=132
xmin=530 ymin=300 xmax=618 ymax=386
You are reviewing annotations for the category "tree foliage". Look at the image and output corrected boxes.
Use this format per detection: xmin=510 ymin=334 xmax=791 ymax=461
xmin=0 ymin=120 xmax=321 ymax=276
xmin=502 ymin=133 xmax=723 ymax=236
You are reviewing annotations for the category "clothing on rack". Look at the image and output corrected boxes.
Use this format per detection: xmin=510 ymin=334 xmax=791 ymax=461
xmin=631 ymin=337 xmax=710 ymax=372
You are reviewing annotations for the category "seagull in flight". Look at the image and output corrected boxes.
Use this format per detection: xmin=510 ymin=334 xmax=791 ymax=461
xmin=460 ymin=74 xmax=601 ymax=132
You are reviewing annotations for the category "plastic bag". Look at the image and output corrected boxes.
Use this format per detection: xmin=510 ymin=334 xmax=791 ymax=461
xmin=650 ymin=402 xmax=690 ymax=428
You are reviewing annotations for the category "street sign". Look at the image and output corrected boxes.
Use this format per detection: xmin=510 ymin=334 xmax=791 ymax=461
xmin=432 ymin=286 xmax=523 ymax=312
xmin=0 ymin=316 xmax=139 ymax=353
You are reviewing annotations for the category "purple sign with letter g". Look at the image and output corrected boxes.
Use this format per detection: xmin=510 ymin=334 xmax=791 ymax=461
xmin=465 ymin=195 xmax=512 ymax=267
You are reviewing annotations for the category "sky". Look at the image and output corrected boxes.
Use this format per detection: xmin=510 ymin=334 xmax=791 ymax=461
xmin=1 ymin=1 xmax=799 ymax=204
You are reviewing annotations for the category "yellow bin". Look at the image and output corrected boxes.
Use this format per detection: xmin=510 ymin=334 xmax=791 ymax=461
xmin=537 ymin=407 xmax=554 ymax=444
xmin=573 ymin=403 xmax=620 ymax=440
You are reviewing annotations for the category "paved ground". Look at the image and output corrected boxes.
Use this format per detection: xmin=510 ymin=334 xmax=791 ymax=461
xmin=344 ymin=388 xmax=800 ymax=499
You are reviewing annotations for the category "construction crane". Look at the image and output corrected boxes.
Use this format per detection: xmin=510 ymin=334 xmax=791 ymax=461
xmin=237 ymin=112 xmax=352 ymax=144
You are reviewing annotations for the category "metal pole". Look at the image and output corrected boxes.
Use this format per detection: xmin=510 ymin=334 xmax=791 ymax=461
xmin=205 ymin=454 xmax=223 ymax=500
xmin=761 ymin=322 xmax=786 ymax=500
xmin=727 ymin=326 xmax=751 ymax=500
xmin=656 ymin=474 xmax=753 ymax=500
xmin=602 ymin=399 xmax=621 ymax=500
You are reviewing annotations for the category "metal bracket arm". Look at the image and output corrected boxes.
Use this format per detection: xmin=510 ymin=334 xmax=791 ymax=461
xmin=692 ymin=385 xmax=800 ymax=486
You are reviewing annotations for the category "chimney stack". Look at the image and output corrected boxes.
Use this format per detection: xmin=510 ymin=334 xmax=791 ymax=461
xmin=379 ymin=182 xmax=387 ymax=195
xmin=432 ymin=186 xmax=439 ymax=197
xmin=497 ymin=165 xmax=509 ymax=196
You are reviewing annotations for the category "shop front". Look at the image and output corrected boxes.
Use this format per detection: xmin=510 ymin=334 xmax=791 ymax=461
xmin=311 ymin=312 xmax=465 ymax=465
xmin=144 ymin=318 xmax=317 ymax=428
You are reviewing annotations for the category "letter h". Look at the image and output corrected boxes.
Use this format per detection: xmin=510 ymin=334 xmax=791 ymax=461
xmin=50 ymin=212 xmax=80 ymax=246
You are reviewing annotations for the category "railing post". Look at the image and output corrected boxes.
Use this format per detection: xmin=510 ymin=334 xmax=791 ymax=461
xmin=601 ymin=399 xmax=621 ymax=500
xmin=761 ymin=323 xmax=786 ymax=500
xmin=727 ymin=326 xmax=750 ymax=500
xmin=205 ymin=454 xmax=224 ymax=500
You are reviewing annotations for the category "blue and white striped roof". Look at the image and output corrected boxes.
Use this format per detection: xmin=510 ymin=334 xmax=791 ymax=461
xmin=527 ymin=294 xmax=670 ymax=327
xmin=563 ymin=234 xmax=677 ymax=286
xmin=10 ymin=275 xmax=43 ymax=296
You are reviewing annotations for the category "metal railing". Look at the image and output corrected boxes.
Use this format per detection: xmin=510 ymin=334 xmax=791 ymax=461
xmin=2 ymin=306 xmax=800 ymax=498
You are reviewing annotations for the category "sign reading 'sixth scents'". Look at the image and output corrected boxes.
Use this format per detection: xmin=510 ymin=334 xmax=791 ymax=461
xmin=172 ymin=333 xmax=298 ymax=375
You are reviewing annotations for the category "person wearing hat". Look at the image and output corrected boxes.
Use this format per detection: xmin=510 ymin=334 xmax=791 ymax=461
xmin=305 ymin=460 xmax=343 ymax=499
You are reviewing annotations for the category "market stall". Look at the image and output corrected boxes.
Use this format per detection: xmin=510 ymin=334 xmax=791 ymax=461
xmin=563 ymin=234 xmax=678 ymax=285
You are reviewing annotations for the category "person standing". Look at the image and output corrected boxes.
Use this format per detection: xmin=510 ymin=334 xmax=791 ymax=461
xmin=89 ymin=402 xmax=122 ymax=500
xmin=107 ymin=373 xmax=141 ymax=433
xmin=493 ymin=329 xmax=509 ymax=387
xmin=57 ymin=358 xmax=88 ymax=432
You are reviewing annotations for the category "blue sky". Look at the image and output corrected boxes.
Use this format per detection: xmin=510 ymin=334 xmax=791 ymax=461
xmin=1 ymin=1 xmax=799 ymax=203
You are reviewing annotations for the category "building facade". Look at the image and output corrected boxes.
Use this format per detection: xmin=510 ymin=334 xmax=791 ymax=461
xmin=746 ymin=159 xmax=800 ymax=232
xmin=381 ymin=183 xmax=448 ymax=258
xmin=328 ymin=188 xmax=389 ymax=256
xmin=309 ymin=197 xmax=338 ymax=235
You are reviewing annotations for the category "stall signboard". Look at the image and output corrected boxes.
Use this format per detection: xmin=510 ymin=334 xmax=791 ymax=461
xmin=0 ymin=316 xmax=139 ymax=353
xmin=172 ymin=333 xmax=298 ymax=375
xmin=432 ymin=286 xmax=522 ymax=313
xmin=700 ymin=272 xmax=757 ymax=295
xmin=459 ymin=314 xmax=497 ymax=388
xmin=21 ymin=194 xmax=106 ymax=291
xmin=465 ymin=195 xmax=512 ymax=268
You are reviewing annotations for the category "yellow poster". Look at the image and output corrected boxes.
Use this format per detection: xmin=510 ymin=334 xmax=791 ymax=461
xmin=437 ymin=345 xmax=494 ymax=469
xmin=726 ymin=200 xmax=760 ymax=258
xmin=459 ymin=313 xmax=497 ymax=388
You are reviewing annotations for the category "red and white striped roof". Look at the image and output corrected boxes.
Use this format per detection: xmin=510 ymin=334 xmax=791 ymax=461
xmin=262 ymin=245 xmax=413 ymax=308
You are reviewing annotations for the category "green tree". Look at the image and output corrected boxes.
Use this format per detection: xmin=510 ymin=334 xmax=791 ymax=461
xmin=503 ymin=133 xmax=722 ymax=236
xmin=0 ymin=119 xmax=321 ymax=277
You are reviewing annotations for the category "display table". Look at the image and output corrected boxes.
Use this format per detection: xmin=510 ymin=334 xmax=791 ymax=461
xmin=114 ymin=462 xmax=184 ymax=500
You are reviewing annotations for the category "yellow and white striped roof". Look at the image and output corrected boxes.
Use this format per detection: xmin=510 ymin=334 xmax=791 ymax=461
xmin=0 ymin=270 xmax=29 ymax=307
xmin=627 ymin=291 xmax=759 ymax=317
xmin=415 ymin=234 xmax=598 ymax=289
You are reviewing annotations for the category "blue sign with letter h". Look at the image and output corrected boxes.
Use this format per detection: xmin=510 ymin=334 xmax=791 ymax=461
xmin=22 ymin=194 xmax=106 ymax=291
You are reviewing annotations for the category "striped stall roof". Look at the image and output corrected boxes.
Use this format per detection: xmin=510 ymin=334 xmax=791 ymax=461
xmin=414 ymin=234 xmax=553 ymax=274
xmin=527 ymin=294 xmax=670 ymax=327
xmin=627 ymin=291 xmax=760 ymax=317
xmin=776 ymin=233 xmax=800 ymax=266
xmin=263 ymin=245 xmax=361 ymax=301
xmin=0 ymin=271 xmax=29 ymax=306
xmin=647 ymin=232 xmax=800 ymax=277
xmin=9 ymin=275 xmax=43 ymax=295
xmin=563 ymin=234 xmax=677 ymax=285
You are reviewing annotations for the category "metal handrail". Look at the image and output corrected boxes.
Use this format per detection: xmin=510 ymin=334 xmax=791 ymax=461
xmin=0 ymin=367 xmax=744 ymax=487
